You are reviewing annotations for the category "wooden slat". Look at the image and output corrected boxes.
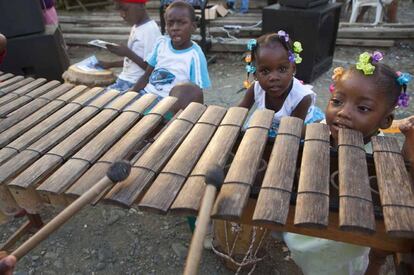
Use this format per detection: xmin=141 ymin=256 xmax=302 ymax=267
xmin=139 ymin=105 xmax=227 ymax=214
xmin=170 ymin=107 xmax=248 ymax=215
xmin=36 ymin=93 xmax=156 ymax=199
xmin=104 ymin=102 xmax=206 ymax=207
xmin=0 ymin=84 xmax=74 ymax=133
xmin=0 ymin=76 xmax=24 ymax=90
xmin=7 ymin=93 xmax=137 ymax=213
xmin=211 ymin=109 xmax=274 ymax=220
xmin=338 ymin=129 xmax=375 ymax=234
xmin=0 ymin=79 xmax=56 ymax=112
xmin=0 ymin=78 xmax=37 ymax=105
xmin=0 ymin=90 xmax=116 ymax=186
xmin=252 ymin=117 xmax=303 ymax=225
xmin=294 ymin=123 xmax=330 ymax=228
xmin=372 ymin=136 xmax=414 ymax=238
xmin=0 ymin=73 xmax=14 ymax=83
xmin=65 ymin=96 xmax=178 ymax=198
xmin=0 ymin=88 xmax=101 ymax=165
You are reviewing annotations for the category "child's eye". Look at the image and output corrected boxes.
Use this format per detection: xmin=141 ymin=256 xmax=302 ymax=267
xmin=279 ymin=67 xmax=288 ymax=73
xmin=259 ymin=69 xmax=270 ymax=75
xmin=358 ymin=106 xmax=372 ymax=112
xmin=330 ymin=98 xmax=342 ymax=106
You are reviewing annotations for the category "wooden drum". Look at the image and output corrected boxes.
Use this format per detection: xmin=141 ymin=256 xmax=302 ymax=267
xmin=62 ymin=64 xmax=116 ymax=87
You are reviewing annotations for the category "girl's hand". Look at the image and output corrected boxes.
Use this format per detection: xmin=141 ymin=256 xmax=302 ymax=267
xmin=399 ymin=115 xmax=414 ymax=139
xmin=106 ymin=44 xmax=130 ymax=57
xmin=399 ymin=116 xmax=414 ymax=169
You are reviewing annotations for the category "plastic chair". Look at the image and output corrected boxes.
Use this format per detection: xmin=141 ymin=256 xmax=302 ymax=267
xmin=349 ymin=0 xmax=393 ymax=25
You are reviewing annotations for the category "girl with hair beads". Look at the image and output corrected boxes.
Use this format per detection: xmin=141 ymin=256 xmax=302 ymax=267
xmin=284 ymin=51 xmax=413 ymax=275
xmin=238 ymin=30 xmax=324 ymax=137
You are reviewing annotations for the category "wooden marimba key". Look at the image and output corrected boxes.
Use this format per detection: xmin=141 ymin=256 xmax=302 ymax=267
xmin=0 ymin=74 xmax=413 ymax=272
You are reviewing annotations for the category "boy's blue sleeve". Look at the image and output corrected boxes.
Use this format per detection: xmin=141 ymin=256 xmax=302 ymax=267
xmin=190 ymin=46 xmax=211 ymax=89
xmin=145 ymin=39 xmax=162 ymax=67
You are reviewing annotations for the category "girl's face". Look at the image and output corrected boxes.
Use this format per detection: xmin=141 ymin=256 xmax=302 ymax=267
xmin=255 ymin=44 xmax=295 ymax=99
xmin=325 ymin=71 xmax=393 ymax=145
xmin=165 ymin=7 xmax=196 ymax=50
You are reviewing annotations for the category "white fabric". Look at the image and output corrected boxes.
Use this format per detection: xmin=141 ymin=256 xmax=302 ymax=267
xmin=118 ymin=20 xmax=161 ymax=83
xmin=253 ymin=77 xmax=316 ymax=126
xmin=144 ymin=36 xmax=211 ymax=98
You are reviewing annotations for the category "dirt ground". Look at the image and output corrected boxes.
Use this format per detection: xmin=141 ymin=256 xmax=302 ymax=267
xmin=1 ymin=2 xmax=414 ymax=273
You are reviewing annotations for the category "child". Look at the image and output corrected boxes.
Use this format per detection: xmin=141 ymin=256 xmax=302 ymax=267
xmin=99 ymin=0 xmax=161 ymax=93
xmin=131 ymin=0 xmax=211 ymax=111
xmin=284 ymin=51 xmax=413 ymax=275
xmin=238 ymin=31 xmax=324 ymax=137
xmin=0 ymin=33 xmax=6 ymax=65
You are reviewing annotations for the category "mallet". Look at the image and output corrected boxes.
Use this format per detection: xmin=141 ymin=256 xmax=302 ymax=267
xmin=184 ymin=165 xmax=224 ymax=275
xmin=11 ymin=160 xmax=131 ymax=260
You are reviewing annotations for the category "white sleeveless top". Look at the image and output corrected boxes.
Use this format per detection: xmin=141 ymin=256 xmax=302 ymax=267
xmin=253 ymin=77 xmax=316 ymax=127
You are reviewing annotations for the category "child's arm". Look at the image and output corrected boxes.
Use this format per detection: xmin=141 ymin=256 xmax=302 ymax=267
xmin=97 ymin=60 xmax=123 ymax=69
xmin=290 ymin=95 xmax=313 ymax=121
xmin=399 ymin=115 xmax=414 ymax=181
xmin=238 ymin=85 xmax=255 ymax=109
xmin=131 ymin=65 xmax=154 ymax=92
xmin=106 ymin=44 xmax=147 ymax=70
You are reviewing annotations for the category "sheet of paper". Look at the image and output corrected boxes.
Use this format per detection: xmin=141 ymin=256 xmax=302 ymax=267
xmin=88 ymin=39 xmax=119 ymax=49
xmin=74 ymin=55 xmax=104 ymax=72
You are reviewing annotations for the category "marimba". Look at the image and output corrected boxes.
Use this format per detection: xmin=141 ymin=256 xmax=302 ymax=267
xmin=0 ymin=73 xmax=413 ymax=271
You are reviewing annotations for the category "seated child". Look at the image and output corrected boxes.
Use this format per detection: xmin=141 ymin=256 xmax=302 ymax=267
xmin=0 ymin=33 xmax=6 ymax=64
xmin=99 ymin=0 xmax=161 ymax=93
xmin=284 ymin=51 xmax=413 ymax=275
xmin=130 ymin=0 xmax=211 ymax=110
xmin=238 ymin=31 xmax=324 ymax=137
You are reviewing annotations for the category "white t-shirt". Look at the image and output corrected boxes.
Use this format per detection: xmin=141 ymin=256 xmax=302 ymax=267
xmin=254 ymin=77 xmax=316 ymax=129
xmin=144 ymin=36 xmax=211 ymax=98
xmin=118 ymin=20 xmax=161 ymax=84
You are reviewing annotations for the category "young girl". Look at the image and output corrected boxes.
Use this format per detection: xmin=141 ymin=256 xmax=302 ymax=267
xmin=238 ymin=31 xmax=324 ymax=137
xmin=284 ymin=51 xmax=413 ymax=275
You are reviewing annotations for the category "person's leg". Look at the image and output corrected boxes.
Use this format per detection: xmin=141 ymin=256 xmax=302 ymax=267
xmin=356 ymin=6 xmax=370 ymax=22
xmin=240 ymin=0 xmax=249 ymax=13
xmin=169 ymin=83 xmax=204 ymax=113
xmin=386 ymin=0 xmax=398 ymax=23
xmin=226 ymin=0 xmax=235 ymax=10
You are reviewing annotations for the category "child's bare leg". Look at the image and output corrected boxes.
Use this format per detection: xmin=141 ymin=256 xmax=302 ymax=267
xmin=169 ymin=83 xmax=204 ymax=113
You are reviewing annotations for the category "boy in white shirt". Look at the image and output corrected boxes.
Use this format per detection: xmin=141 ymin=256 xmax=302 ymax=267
xmin=99 ymin=0 xmax=161 ymax=93
xmin=131 ymin=1 xmax=211 ymax=111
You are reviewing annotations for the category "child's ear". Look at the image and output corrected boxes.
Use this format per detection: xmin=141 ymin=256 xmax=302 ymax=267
xmin=292 ymin=63 xmax=296 ymax=75
xmin=380 ymin=112 xmax=394 ymax=129
xmin=191 ymin=21 xmax=197 ymax=32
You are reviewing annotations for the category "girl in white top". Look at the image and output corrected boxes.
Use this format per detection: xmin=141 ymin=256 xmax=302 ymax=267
xmin=238 ymin=31 xmax=324 ymax=137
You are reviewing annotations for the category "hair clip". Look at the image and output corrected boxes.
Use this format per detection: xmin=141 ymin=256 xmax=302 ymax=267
xmin=329 ymin=67 xmax=345 ymax=93
xmin=277 ymin=30 xmax=289 ymax=42
xmin=247 ymin=39 xmax=257 ymax=51
xmin=396 ymin=71 xmax=412 ymax=108
xmin=356 ymin=51 xmax=383 ymax=75
xmin=277 ymin=30 xmax=303 ymax=64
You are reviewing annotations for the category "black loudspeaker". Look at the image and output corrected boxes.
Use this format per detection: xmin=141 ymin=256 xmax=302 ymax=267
xmin=0 ymin=0 xmax=45 ymax=38
xmin=279 ymin=0 xmax=329 ymax=9
xmin=0 ymin=26 xmax=70 ymax=81
xmin=263 ymin=3 xmax=342 ymax=83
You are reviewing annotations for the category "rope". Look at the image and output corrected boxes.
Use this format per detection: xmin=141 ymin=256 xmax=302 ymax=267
xmin=211 ymin=220 xmax=268 ymax=274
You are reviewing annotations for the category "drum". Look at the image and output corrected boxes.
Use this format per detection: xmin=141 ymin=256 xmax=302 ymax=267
xmin=62 ymin=64 xmax=116 ymax=87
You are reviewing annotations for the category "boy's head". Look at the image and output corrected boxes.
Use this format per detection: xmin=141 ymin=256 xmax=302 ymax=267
xmin=115 ymin=0 xmax=148 ymax=26
xmin=165 ymin=1 xmax=197 ymax=50
xmin=326 ymin=62 xmax=402 ymax=144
